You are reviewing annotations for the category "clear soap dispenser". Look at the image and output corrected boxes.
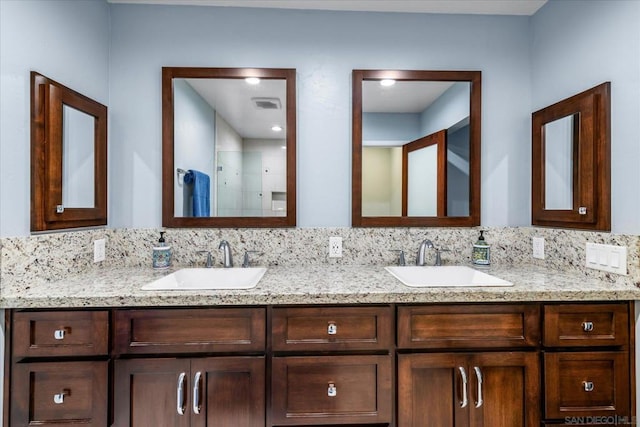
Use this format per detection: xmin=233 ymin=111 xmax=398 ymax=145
xmin=472 ymin=230 xmax=490 ymax=266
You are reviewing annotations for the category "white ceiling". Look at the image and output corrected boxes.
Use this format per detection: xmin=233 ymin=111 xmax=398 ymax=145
xmin=363 ymin=80 xmax=457 ymax=113
xmin=107 ymin=0 xmax=548 ymax=16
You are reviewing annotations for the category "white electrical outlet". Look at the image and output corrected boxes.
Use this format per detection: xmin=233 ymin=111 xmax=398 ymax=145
xmin=532 ymin=237 xmax=545 ymax=259
xmin=94 ymin=239 xmax=106 ymax=263
xmin=586 ymin=243 xmax=627 ymax=275
xmin=329 ymin=236 xmax=342 ymax=258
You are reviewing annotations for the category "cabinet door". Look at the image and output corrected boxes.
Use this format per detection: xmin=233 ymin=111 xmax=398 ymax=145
xmin=468 ymin=352 xmax=540 ymax=427
xmin=398 ymin=353 xmax=468 ymax=427
xmin=114 ymin=358 xmax=191 ymax=427
xmin=191 ymin=357 xmax=265 ymax=427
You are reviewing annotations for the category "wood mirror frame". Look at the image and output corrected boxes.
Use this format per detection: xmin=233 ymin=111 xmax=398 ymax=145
xmin=531 ymin=82 xmax=610 ymax=231
xmin=162 ymin=67 xmax=296 ymax=228
xmin=352 ymin=69 xmax=481 ymax=227
xmin=31 ymin=72 xmax=108 ymax=231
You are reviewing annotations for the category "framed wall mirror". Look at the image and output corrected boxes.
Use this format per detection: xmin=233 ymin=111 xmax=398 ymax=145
xmin=162 ymin=67 xmax=296 ymax=228
xmin=531 ymin=82 xmax=610 ymax=231
xmin=352 ymin=69 xmax=481 ymax=227
xmin=31 ymin=72 xmax=108 ymax=231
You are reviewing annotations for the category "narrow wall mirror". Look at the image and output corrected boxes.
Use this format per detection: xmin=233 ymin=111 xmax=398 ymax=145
xmin=352 ymin=70 xmax=481 ymax=227
xmin=532 ymin=82 xmax=610 ymax=230
xmin=31 ymin=72 xmax=108 ymax=231
xmin=162 ymin=67 xmax=296 ymax=228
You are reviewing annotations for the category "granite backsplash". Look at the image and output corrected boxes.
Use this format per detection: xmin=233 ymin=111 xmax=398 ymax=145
xmin=1 ymin=227 xmax=638 ymax=288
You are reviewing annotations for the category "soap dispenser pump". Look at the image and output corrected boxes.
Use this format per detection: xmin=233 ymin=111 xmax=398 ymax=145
xmin=152 ymin=231 xmax=172 ymax=269
xmin=472 ymin=230 xmax=490 ymax=266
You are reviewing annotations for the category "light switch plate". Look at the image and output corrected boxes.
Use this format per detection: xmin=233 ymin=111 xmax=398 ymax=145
xmin=585 ymin=243 xmax=627 ymax=275
xmin=94 ymin=239 xmax=106 ymax=263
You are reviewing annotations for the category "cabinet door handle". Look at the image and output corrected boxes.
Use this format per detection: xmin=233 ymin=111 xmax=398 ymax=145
xmin=54 ymin=329 xmax=66 ymax=340
xmin=458 ymin=367 xmax=468 ymax=408
xmin=583 ymin=381 xmax=595 ymax=392
xmin=327 ymin=382 xmax=337 ymax=397
xmin=177 ymin=372 xmax=186 ymax=415
xmin=582 ymin=321 xmax=594 ymax=332
xmin=53 ymin=389 xmax=69 ymax=404
xmin=473 ymin=366 xmax=483 ymax=408
xmin=193 ymin=371 xmax=202 ymax=415
xmin=327 ymin=322 xmax=337 ymax=335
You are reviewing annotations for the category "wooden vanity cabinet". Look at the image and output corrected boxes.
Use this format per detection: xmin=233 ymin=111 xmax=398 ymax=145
xmin=270 ymin=306 xmax=393 ymax=426
xmin=112 ymin=307 xmax=266 ymax=427
xmin=9 ymin=310 xmax=110 ymax=427
xmin=397 ymin=304 xmax=542 ymax=427
xmin=542 ymin=303 xmax=633 ymax=422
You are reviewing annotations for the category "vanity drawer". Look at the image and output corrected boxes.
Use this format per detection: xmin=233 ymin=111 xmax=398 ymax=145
xmin=271 ymin=355 xmax=392 ymax=425
xmin=272 ymin=306 xmax=392 ymax=351
xmin=543 ymin=303 xmax=629 ymax=347
xmin=11 ymin=360 xmax=108 ymax=427
xmin=113 ymin=307 xmax=265 ymax=355
xmin=397 ymin=304 xmax=540 ymax=349
xmin=13 ymin=310 xmax=109 ymax=358
xmin=544 ymin=352 xmax=630 ymax=419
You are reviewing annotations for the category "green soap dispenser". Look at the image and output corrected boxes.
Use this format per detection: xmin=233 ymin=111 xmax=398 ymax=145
xmin=472 ymin=230 xmax=490 ymax=266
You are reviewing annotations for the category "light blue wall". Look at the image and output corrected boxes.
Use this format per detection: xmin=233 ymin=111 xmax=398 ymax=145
xmin=531 ymin=0 xmax=640 ymax=234
xmin=363 ymin=113 xmax=421 ymax=142
xmin=108 ymin=5 xmax=532 ymax=228
xmin=420 ymin=82 xmax=470 ymax=137
xmin=2 ymin=1 xmax=637 ymax=234
xmin=0 ymin=0 xmax=110 ymax=237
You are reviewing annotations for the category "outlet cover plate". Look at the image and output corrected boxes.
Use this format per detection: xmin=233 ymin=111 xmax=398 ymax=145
xmin=532 ymin=237 xmax=545 ymax=259
xmin=329 ymin=236 xmax=342 ymax=258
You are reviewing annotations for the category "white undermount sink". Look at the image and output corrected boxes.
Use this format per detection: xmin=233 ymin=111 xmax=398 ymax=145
xmin=385 ymin=265 xmax=513 ymax=288
xmin=142 ymin=267 xmax=267 ymax=290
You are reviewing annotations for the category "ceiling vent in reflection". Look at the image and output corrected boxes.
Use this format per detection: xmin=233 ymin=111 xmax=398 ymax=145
xmin=251 ymin=97 xmax=282 ymax=110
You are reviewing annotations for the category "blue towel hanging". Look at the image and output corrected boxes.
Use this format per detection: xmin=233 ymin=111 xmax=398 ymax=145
xmin=183 ymin=169 xmax=210 ymax=217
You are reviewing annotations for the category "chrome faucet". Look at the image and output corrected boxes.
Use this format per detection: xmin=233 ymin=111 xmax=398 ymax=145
xmin=417 ymin=239 xmax=450 ymax=266
xmin=416 ymin=239 xmax=435 ymax=266
xmin=218 ymin=240 xmax=233 ymax=268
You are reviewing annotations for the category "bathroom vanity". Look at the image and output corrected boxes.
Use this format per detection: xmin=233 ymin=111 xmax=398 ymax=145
xmin=2 ymin=265 xmax=637 ymax=427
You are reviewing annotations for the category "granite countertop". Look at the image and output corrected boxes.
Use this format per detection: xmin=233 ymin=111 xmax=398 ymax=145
xmin=1 ymin=264 xmax=639 ymax=309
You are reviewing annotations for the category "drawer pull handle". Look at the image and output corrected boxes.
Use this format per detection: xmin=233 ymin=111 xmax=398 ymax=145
xmin=177 ymin=372 xmax=186 ymax=415
xmin=327 ymin=322 xmax=337 ymax=335
xmin=54 ymin=329 xmax=66 ymax=340
xmin=583 ymin=381 xmax=595 ymax=392
xmin=582 ymin=321 xmax=594 ymax=332
xmin=473 ymin=366 xmax=483 ymax=408
xmin=458 ymin=367 xmax=468 ymax=408
xmin=193 ymin=371 xmax=202 ymax=415
xmin=327 ymin=382 xmax=337 ymax=397
xmin=53 ymin=389 xmax=69 ymax=404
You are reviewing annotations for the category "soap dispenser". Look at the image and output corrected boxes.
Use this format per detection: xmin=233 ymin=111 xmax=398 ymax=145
xmin=152 ymin=231 xmax=172 ymax=269
xmin=472 ymin=230 xmax=490 ymax=266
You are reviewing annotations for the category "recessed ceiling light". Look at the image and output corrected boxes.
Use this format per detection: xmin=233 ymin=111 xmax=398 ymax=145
xmin=380 ymin=79 xmax=396 ymax=87
xmin=281 ymin=146 xmax=287 ymax=150
xmin=245 ymin=77 xmax=260 ymax=85
xmin=271 ymin=125 xmax=283 ymax=132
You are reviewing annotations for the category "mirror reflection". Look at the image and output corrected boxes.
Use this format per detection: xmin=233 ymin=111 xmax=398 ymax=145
xmin=62 ymin=105 xmax=95 ymax=208
xmin=544 ymin=114 xmax=577 ymax=210
xmin=162 ymin=67 xmax=296 ymax=228
xmin=362 ymin=81 xmax=470 ymax=217
xmin=353 ymin=70 xmax=481 ymax=228
xmin=173 ymin=77 xmax=287 ymax=218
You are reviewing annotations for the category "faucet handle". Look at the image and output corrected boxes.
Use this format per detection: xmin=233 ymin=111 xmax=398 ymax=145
xmin=242 ymin=251 xmax=263 ymax=268
xmin=196 ymin=250 xmax=213 ymax=268
xmin=391 ymin=250 xmax=406 ymax=266
xmin=434 ymin=247 xmax=450 ymax=266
